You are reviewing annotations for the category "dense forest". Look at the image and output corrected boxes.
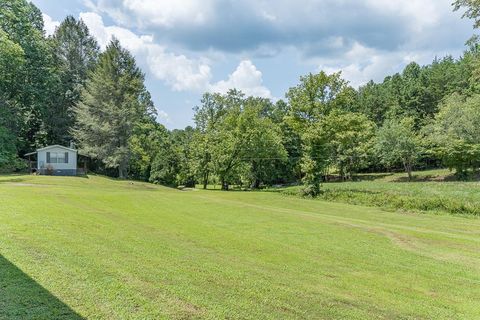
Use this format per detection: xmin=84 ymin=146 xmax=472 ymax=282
xmin=1 ymin=0 xmax=480 ymax=194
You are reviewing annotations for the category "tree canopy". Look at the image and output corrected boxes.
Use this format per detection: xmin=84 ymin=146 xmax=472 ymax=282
xmin=2 ymin=0 xmax=480 ymax=186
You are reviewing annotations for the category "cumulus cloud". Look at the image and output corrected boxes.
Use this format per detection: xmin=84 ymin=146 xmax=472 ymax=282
xmin=121 ymin=0 xmax=213 ymax=28
xmin=156 ymin=110 xmax=171 ymax=124
xmin=80 ymin=12 xmax=212 ymax=92
xmin=209 ymin=60 xmax=272 ymax=98
xmin=42 ymin=13 xmax=60 ymax=36
xmin=84 ymin=0 xmax=470 ymax=54
xmin=146 ymin=46 xmax=212 ymax=92
xmin=313 ymin=42 xmax=439 ymax=88
xmin=80 ymin=12 xmax=153 ymax=52
xmin=81 ymin=0 xmax=472 ymax=90
xmin=80 ymin=12 xmax=272 ymax=97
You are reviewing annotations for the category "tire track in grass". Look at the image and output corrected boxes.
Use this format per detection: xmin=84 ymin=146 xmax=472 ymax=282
xmin=192 ymin=193 xmax=480 ymax=271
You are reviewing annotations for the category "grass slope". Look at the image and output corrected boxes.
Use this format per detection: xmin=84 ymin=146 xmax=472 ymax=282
xmin=0 ymin=175 xmax=479 ymax=319
xmin=279 ymin=169 xmax=480 ymax=216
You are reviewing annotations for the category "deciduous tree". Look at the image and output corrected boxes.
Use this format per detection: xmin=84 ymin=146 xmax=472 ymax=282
xmin=375 ymin=117 xmax=421 ymax=181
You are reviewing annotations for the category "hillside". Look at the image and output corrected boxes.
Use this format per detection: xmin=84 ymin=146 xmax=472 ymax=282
xmin=277 ymin=169 xmax=480 ymax=216
xmin=1 ymin=175 xmax=479 ymax=319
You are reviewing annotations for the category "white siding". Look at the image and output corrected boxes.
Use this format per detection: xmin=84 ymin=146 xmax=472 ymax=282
xmin=37 ymin=146 xmax=77 ymax=171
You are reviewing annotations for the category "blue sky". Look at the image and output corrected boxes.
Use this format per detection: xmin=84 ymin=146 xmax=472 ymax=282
xmin=33 ymin=0 xmax=474 ymax=129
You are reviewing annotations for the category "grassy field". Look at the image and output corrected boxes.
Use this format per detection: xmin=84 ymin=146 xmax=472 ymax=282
xmin=1 ymin=174 xmax=480 ymax=319
xmin=277 ymin=169 xmax=480 ymax=216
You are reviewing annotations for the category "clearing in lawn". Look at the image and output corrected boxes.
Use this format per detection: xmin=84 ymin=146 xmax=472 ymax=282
xmin=0 ymin=175 xmax=479 ymax=319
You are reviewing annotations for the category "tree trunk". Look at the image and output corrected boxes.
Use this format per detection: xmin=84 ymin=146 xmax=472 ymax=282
xmin=119 ymin=162 xmax=127 ymax=179
xmin=118 ymin=167 xmax=124 ymax=179
xmin=203 ymin=172 xmax=209 ymax=190
xmin=404 ymin=161 xmax=412 ymax=181
xmin=339 ymin=165 xmax=345 ymax=182
xmin=221 ymin=178 xmax=229 ymax=191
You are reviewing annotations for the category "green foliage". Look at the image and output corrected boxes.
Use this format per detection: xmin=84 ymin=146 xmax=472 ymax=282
xmin=0 ymin=29 xmax=25 ymax=152
xmin=129 ymin=121 xmax=168 ymax=181
xmin=73 ymin=39 xmax=155 ymax=178
xmin=150 ymin=127 xmax=196 ymax=187
xmin=0 ymin=126 xmax=19 ymax=171
xmin=0 ymin=29 xmax=25 ymax=95
xmin=0 ymin=0 xmax=479 ymax=186
xmin=285 ymin=72 xmax=354 ymax=130
xmin=280 ymin=169 xmax=480 ymax=215
xmin=375 ymin=117 xmax=421 ymax=180
xmin=298 ymin=123 xmax=330 ymax=195
xmin=150 ymin=137 xmax=180 ymax=186
xmin=453 ymin=0 xmax=480 ymax=28
xmin=429 ymin=93 xmax=480 ymax=175
xmin=286 ymin=72 xmax=356 ymax=194
xmin=50 ymin=16 xmax=99 ymax=144
xmin=190 ymin=92 xmax=230 ymax=188
xmin=190 ymin=91 xmax=287 ymax=190
xmin=354 ymin=81 xmax=390 ymax=125
xmin=210 ymin=91 xmax=287 ymax=189
xmin=324 ymin=110 xmax=375 ymax=180
xmin=0 ymin=0 xmax=58 ymax=152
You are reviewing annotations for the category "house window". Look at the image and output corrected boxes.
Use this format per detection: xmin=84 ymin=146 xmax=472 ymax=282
xmin=47 ymin=152 xmax=68 ymax=164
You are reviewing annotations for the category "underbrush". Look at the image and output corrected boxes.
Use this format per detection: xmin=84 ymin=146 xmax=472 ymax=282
xmin=320 ymin=189 xmax=479 ymax=216
xmin=277 ymin=179 xmax=480 ymax=216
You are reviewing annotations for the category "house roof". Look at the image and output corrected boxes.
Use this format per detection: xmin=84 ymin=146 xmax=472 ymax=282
xmin=24 ymin=145 xmax=78 ymax=157
xmin=36 ymin=145 xmax=77 ymax=152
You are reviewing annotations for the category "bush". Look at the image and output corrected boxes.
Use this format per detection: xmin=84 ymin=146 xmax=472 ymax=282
xmin=301 ymin=184 xmax=321 ymax=197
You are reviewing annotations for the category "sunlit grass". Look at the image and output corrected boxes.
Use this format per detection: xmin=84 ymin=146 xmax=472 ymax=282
xmin=1 ymin=174 xmax=479 ymax=319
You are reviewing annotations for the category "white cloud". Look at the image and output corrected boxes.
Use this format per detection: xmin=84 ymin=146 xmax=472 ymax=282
xmin=80 ymin=12 xmax=153 ymax=52
xmin=85 ymin=0 xmax=214 ymax=28
xmin=209 ymin=60 xmax=272 ymax=98
xmin=314 ymin=42 xmax=438 ymax=88
xmin=42 ymin=13 xmax=60 ymax=36
xmin=147 ymin=47 xmax=212 ymax=92
xmin=82 ymin=0 xmax=471 ymax=93
xmin=122 ymin=0 xmax=213 ymax=28
xmin=80 ymin=12 xmax=272 ymax=97
xmin=156 ymin=110 xmax=171 ymax=124
xmin=365 ymin=0 xmax=440 ymax=32
xmin=80 ymin=12 xmax=212 ymax=92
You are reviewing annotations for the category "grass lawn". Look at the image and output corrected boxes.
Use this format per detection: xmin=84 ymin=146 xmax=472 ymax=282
xmin=277 ymin=169 xmax=480 ymax=216
xmin=1 ymin=174 xmax=480 ymax=319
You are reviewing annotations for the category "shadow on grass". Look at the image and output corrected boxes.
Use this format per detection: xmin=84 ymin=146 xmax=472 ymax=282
xmin=0 ymin=178 xmax=27 ymax=184
xmin=392 ymin=174 xmax=461 ymax=183
xmin=0 ymin=255 xmax=84 ymax=320
xmin=351 ymin=173 xmax=393 ymax=181
xmin=74 ymin=174 xmax=89 ymax=179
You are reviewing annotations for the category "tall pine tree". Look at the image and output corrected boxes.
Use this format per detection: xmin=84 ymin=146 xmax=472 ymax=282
xmin=50 ymin=16 xmax=99 ymax=145
xmin=73 ymin=38 xmax=155 ymax=178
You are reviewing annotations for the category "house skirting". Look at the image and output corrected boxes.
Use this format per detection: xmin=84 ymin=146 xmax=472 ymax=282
xmin=38 ymin=169 xmax=77 ymax=176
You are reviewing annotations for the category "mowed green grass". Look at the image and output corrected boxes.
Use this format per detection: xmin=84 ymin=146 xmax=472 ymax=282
xmin=1 ymin=175 xmax=480 ymax=319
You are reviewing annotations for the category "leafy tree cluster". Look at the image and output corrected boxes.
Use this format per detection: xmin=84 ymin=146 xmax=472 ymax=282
xmin=2 ymin=0 xmax=480 ymax=191
xmin=0 ymin=0 xmax=164 ymax=177
xmin=151 ymin=91 xmax=289 ymax=190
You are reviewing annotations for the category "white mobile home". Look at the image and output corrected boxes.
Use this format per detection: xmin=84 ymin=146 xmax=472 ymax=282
xmin=25 ymin=145 xmax=79 ymax=176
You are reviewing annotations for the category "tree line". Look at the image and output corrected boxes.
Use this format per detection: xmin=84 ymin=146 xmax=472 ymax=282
xmin=1 ymin=0 xmax=480 ymax=194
